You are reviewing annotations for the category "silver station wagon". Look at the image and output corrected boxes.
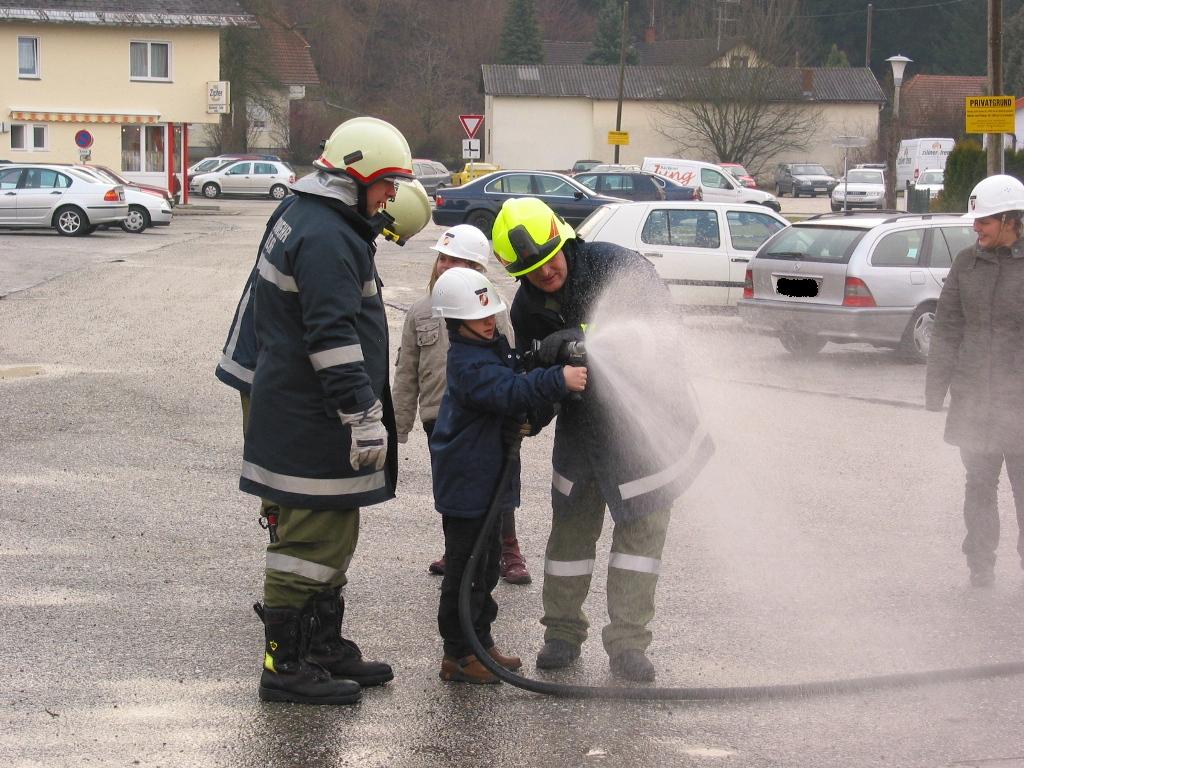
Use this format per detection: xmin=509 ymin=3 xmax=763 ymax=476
xmin=737 ymin=211 xmax=977 ymax=361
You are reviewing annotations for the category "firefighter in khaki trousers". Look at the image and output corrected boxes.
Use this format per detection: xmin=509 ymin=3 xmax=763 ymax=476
xmin=217 ymin=116 xmax=427 ymax=704
xmin=491 ymin=198 xmax=714 ymax=682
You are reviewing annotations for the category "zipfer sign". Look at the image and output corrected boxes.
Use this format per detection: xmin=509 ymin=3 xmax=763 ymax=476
xmin=965 ymin=95 xmax=1015 ymax=134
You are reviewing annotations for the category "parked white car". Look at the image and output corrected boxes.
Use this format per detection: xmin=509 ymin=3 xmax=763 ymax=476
xmin=913 ymin=168 xmax=945 ymax=200
xmin=189 ymin=159 xmax=295 ymax=200
xmin=577 ymin=200 xmax=789 ymax=307
xmin=830 ymin=168 xmax=886 ymax=212
xmin=70 ymin=165 xmax=172 ymax=234
xmin=0 ymin=163 xmax=127 ymax=236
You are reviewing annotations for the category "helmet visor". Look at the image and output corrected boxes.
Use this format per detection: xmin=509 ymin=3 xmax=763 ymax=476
xmin=504 ymin=223 xmax=564 ymax=276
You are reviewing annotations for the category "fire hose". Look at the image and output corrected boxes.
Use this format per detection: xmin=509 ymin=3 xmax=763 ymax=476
xmin=458 ymin=340 xmax=1023 ymax=699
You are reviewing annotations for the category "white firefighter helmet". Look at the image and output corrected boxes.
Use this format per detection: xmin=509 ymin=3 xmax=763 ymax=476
xmin=431 ymin=267 xmax=506 ymax=320
xmin=380 ymin=179 xmax=431 ymax=245
xmin=963 ymin=174 xmax=1024 ymax=220
xmin=313 ymin=116 xmax=414 ymax=185
xmin=431 ymin=224 xmax=491 ymax=269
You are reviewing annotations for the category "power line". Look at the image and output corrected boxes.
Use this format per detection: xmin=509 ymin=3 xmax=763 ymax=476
xmin=794 ymin=0 xmax=977 ymax=20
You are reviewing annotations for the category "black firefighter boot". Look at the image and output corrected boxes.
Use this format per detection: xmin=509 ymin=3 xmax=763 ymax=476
xmin=305 ymin=589 xmax=394 ymax=687
xmin=254 ymin=603 xmax=361 ymax=704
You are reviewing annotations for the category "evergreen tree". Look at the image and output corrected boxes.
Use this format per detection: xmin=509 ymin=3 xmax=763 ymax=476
xmin=824 ymin=43 xmax=849 ymax=67
xmin=586 ymin=0 xmax=638 ymax=65
xmin=499 ymin=0 xmax=544 ymax=65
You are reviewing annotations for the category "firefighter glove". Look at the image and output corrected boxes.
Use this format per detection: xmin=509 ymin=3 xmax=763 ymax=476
xmin=338 ymin=400 xmax=387 ymax=471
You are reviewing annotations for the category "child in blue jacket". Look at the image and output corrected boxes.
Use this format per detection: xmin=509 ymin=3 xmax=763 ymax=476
xmin=428 ymin=267 xmax=587 ymax=684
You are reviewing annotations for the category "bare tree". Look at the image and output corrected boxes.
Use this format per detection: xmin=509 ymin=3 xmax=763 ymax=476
xmin=650 ymin=0 xmax=822 ymax=170
xmin=653 ymin=67 xmax=824 ymax=172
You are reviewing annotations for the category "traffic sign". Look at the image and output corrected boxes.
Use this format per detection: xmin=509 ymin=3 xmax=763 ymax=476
xmin=459 ymin=114 xmax=484 ymax=139
xmin=74 ymin=129 xmax=94 ymax=149
xmin=965 ymin=96 xmax=1015 ymax=134
xmin=607 ymin=130 xmax=629 ymax=146
xmin=462 ymin=139 xmax=480 ymax=160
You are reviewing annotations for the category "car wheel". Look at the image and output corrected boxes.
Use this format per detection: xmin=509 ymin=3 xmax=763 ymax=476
xmin=53 ymin=205 xmax=90 ymax=236
xmin=830 ymin=202 xmax=842 ymax=212
xmin=466 ymin=209 xmax=496 ymax=239
xmin=202 ymin=182 xmax=221 ymax=199
xmin=121 ymin=205 xmax=149 ymax=234
xmin=269 ymin=184 xmax=288 ymax=200
xmin=898 ymin=305 xmax=935 ymax=363
xmin=779 ymin=333 xmax=826 ymax=358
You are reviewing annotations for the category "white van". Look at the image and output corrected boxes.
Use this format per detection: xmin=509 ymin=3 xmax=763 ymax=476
xmin=642 ymin=157 xmax=780 ymax=211
xmin=895 ymin=138 xmax=955 ymax=188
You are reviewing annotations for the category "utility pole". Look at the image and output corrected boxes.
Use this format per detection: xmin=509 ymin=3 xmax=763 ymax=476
xmin=614 ymin=0 xmax=628 ymax=163
xmin=865 ymin=3 xmax=873 ymax=68
xmin=987 ymin=0 xmax=1004 ymax=176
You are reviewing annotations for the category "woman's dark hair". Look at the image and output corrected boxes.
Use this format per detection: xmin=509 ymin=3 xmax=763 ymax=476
xmin=445 ymin=318 xmax=463 ymax=334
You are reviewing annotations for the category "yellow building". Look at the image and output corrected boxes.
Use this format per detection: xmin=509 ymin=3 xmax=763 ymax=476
xmin=2 ymin=1 xmax=256 ymax=199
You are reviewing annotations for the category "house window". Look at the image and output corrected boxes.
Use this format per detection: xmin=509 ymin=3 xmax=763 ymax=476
xmin=18 ymin=36 xmax=39 ymax=77
xmin=10 ymin=124 xmax=47 ymax=151
xmin=120 ymin=124 xmax=165 ymax=172
xmin=130 ymin=40 xmax=170 ymax=80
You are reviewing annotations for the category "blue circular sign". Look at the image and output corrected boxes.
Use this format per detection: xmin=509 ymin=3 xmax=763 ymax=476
xmin=74 ymin=130 xmax=94 ymax=149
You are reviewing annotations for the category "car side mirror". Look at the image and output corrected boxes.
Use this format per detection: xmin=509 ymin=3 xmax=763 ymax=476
xmin=574 ymin=191 xmax=583 ymax=199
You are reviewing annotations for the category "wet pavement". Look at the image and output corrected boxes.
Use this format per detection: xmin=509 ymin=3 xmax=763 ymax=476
xmin=0 ymin=198 xmax=1021 ymax=767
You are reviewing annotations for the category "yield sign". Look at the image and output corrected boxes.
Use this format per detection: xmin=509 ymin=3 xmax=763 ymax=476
xmin=459 ymin=114 xmax=484 ymax=139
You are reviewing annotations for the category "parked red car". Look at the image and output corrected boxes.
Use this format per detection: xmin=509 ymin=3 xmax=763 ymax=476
xmin=718 ymin=162 xmax=757 ymax=188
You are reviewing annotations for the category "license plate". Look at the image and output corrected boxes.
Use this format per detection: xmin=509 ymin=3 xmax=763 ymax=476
xmin=776 ymin=277 xmax=820 ymax=298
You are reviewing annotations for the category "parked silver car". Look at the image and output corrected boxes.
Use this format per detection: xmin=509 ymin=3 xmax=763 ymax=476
xmin=70 ymin=165 xmax=172 ymax=233
xmin=830 ymin=168 xmax=885 ymax=211
xmin=189 ymin=160 xmax=295 ymax=200
xmin=413 ymin=159 xmax=451 ymax=194
xmin=577 ymin=200 xmax=788 ymax=307
xmin=737 ymin=211 xmax=977 ymax=361
xmin=0 ymin=163 xmax=127 ymax=236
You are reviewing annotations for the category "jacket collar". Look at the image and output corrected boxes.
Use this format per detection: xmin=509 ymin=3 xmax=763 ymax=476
xmin=976 ymin=237 xmax=1024 ymax=261
xmin=291 ymin=171 xmax=376 ymax=241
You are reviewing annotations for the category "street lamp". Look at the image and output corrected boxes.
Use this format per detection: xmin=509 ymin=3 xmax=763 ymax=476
xmin=885 ymin=54 xmax=912 ymax=209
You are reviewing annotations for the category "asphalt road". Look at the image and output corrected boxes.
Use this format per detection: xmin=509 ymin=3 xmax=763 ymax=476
xmin=0 ymin=196 xmax=1021 ymax=768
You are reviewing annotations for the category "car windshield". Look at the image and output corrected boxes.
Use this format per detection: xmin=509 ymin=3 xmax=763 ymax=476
xmin=918 ymin=170 xmax=944 ymax=184
xmin=725 ymin=166 xmax=747 ymax=177
xmin=576 ymin=205 xmax=616 ymax=239
xmin=794 ymin=165 xmax=829 ymax=175
xmin=760 ymin=225 xmax=868 ymax=264
xmin=846 ymin=170 xmax=883 ymax=184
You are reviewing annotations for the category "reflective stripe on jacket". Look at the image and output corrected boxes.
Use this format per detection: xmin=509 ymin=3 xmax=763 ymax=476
xmin=239 ymin=178 xmax=397 ymax=509
xmin=215 ymin=196 xmax=298 ymax=394
xmin=509 ymin=239 xmax=714 ymax=523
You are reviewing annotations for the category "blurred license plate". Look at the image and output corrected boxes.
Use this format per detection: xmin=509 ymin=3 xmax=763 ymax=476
xmin=776 ymin=277 xmax=820 ymax=298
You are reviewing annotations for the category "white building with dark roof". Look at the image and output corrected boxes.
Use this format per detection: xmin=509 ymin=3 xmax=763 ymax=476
xmin=1 ymin=0 xmax=255 ymax=197
xmin=481 ymin=64 xmax=886 ymax=176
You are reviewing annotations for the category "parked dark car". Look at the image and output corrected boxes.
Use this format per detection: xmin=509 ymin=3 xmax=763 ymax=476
xmin=413 ymin=159 xmax=451 ymax=194
xmin=432 ymin=170 xmax=628 ymax=238
xmin=774 ymin=163 xmax=838 ymax=198
xmin=570 ymin=159 xmax=602 ymax=175
xmin=573 ymin=171 xmax=665 ymax=201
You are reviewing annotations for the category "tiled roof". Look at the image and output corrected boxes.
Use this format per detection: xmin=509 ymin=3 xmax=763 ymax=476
xmin=900 ymin=74 xmax=988 ymax=111
xmin=259 ymin=19 xmax=319 ymax=86
xmin=482 ymin=65 xmax=884 ymax=103
xmin=544 ymin=37 xmax=750 ymax=66
xmin=0 ymin=0 xmax=255 ymax=26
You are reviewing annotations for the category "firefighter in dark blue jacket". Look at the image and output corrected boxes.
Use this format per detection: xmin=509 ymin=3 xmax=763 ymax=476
xmin=427 ymin=267 xmax=587 ymax=684
xmin=491 ymin=197 xmax=715 ymax=683
xmin=227 ymin=116 xmax=418 ymax=705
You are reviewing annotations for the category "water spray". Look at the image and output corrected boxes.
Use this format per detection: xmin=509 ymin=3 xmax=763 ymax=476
xmin=459 ymin=340 xmax=1023 ymax=701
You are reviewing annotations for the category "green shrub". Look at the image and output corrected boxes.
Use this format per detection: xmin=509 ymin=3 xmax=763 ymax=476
xmin=934 ymin=142 xmax=1025 ymax=213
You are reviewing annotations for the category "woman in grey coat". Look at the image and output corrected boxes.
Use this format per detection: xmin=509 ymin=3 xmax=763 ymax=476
xmin=925 ymin=175 xmax=1024 ymax=587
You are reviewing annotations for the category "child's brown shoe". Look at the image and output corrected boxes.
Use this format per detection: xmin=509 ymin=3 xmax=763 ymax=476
xmin=439 ymin=654 xmax=499 ymax=685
